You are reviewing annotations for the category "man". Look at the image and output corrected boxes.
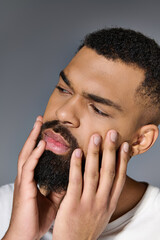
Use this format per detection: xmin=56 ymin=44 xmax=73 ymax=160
xmin=1 ymin=28 xmax=160 ymax=239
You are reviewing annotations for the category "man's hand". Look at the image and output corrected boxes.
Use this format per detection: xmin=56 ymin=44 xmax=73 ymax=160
xmin=3 ymin=116 xmax=60 ymax=240
xmin=52 ymin=130 xmax=129 ymax=240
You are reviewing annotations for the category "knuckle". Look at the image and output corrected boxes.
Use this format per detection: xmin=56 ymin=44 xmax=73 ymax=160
xmin=96 ymin=198 xmax=107 ymax=211
xmin=22 ymin=163 xmax=27 ymax=172
xmin=108 ymin=170 xmax=115 ymax=179
xmin=88 ymin=149 xmax=99 ymax=158
xmin=71 ymin=159 xmax=81 ymax=170
xmin=85 ymin=170 xmax=99 ymax=181
xmin=108 ymin=143 xmax=116 ymax=152
xmin=89 ymin=181 xmax=98 ymax=190
xmin=70 ymin=176 xmax=82 ymax=186
xmin=119 ymin=171 xmax=126 ymax=180
xmin=104 ymin=143 xmax=115 ymax=154
xmin=81 ymin=201 xmax=92 ymax=213
xmin=101 ymin=168 xmax=115 ymax=179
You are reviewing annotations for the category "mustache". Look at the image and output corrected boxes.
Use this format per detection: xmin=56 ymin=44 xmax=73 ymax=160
xmin=38 ymin=120 xmax=79 ymax=148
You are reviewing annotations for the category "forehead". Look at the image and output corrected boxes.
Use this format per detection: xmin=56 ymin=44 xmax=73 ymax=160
xmin=64 ymin=47 xmax=145 ymax=111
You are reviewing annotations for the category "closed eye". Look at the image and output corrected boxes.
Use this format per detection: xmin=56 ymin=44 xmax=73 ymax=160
xmin=56 ymin=85 xmax=110 ymax=117
xmin=90 ymin=104 xmax=110 ymax=117
xmin=56 ymin=86 xmax=71 ymax=94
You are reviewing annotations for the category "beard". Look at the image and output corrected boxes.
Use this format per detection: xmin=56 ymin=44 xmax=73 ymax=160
xmin=34 ymin=120 xmax=79 ymax=193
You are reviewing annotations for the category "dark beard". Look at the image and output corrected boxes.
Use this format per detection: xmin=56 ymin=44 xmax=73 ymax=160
xmin=34 ymin=120 xmax=79 ymax=193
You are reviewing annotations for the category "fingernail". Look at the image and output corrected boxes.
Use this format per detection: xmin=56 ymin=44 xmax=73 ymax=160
xmin=33 ymin=116 xmax=42 ymax=128
xmin=123 ymin=142 xmax=129 ymax=153
xmin=110 ymin=131 xmax=117 ymax=142
xmin=75 ymin=149 xmax=82 ymax=158
xmin=93 ymin=135 xmax=101 ymax=146
xmin=36 ymin=116 xmax=42 ymax=121
xmin=37 ymin=140 xmax=42 ymax=148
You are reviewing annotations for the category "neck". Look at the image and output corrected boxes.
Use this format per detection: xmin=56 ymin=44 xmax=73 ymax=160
xmin=110 ymin=175 xmax=148 ymax=222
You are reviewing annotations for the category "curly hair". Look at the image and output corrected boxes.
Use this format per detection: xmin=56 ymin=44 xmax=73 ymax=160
xmin=78 ymin=28 xmax=160 ymax=125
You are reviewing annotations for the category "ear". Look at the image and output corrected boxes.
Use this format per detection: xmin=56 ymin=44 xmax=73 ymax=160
xmin=130 ymin=124 xmax=159 ymax=156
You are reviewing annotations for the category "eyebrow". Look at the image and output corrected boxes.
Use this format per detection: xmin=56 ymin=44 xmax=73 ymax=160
xmin=83 ymin=93 xmax=123 ymax=112
xmin=60 ymin=70 xmax=73 ymax=89
xmin=59 ymin=70 xmax=123 ymax=112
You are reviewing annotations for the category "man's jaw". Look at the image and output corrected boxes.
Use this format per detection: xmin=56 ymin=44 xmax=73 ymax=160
xmin=43 ymin=129 xmax=70 ymax=155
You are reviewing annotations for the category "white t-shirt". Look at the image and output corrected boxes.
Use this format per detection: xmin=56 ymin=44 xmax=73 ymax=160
xmin=0 ymin=183 xmax=160 ymax=239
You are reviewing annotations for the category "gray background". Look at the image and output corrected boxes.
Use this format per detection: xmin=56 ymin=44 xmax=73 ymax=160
xmin=0 ymin=0 xmax=160 ymax=187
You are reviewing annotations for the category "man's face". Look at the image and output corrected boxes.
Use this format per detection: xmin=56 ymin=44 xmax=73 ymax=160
xmin=35 ymin=47 xmax=145 ymax=192
xmin=44 ymin=47 xmax=145 ymax=150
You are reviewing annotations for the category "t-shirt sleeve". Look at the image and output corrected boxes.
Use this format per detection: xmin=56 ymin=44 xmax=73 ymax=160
xmin=0 ymin=184 xmax=14 ymax=239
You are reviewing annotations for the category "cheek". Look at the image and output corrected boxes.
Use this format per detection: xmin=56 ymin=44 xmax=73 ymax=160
xmin=77 ymin=116 xmax=128 ymax=155
xmin=74 ymin=117 xmax=113 ymax=155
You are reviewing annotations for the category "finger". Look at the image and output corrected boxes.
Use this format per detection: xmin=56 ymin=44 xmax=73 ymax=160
xmin=21 ymin=140 xmax=46 ymax=185
xmin=66 ymin=149 xmax=83 ymax=202
xmin=82 ymin=134 xmax=101 ymax=200
xmin=17 ymin=116 xmax=43 ymax=177
xmin=109 ymin=142 xmax=129 ymax=211
xmin=97 ymin=130 xmax=118 ymax=199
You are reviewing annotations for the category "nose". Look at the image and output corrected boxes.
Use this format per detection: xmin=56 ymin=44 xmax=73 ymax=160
xmin=55 ymin=97 xmax=80 ymax=128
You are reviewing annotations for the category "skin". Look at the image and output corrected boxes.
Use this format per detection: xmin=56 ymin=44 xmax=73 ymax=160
xmin=2 ymin=47 xmax=159 ymax=240
xmin=44 ymin=47 xmax=158 ymax=156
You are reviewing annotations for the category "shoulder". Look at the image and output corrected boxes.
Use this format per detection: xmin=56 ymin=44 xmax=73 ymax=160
xmin=148 ymin=185 xmax=160 ymax=210
xmin=0 ymin=183 xmax=14 ymax=239
xmin=101 ymin=185 xmax=160 ymax=239
xmin=146 ymin=185 xmax=160 ymax=205
xmin=135 ymin=184 xmax=160 ymax=215
xmin=131 ymin=185 xmax=160 ymax=235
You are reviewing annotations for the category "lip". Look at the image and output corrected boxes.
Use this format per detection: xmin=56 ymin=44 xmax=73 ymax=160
xmin=43 ymin=129 xmax=70 ymax=155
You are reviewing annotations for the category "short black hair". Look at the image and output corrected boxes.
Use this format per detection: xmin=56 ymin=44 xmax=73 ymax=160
xmin=78 ymin=28 xmax=160 ymax=125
